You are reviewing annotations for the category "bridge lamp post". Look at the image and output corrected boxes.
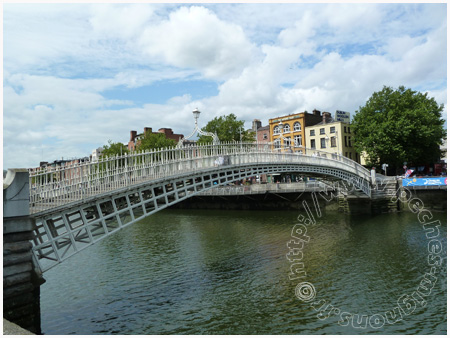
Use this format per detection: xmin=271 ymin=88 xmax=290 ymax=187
xmin=193 ymin=108 xmax=201 ymax=127
xmin=239 ymin=127 xmax=242 ymax=150
xmin=176 ymin=108 xmax=220 ymax=148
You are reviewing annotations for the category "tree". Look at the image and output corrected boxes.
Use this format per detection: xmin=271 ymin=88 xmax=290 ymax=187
xmin=352 ymin=85 xmax=446 ymax=170
xmin=197 ymin=113 xmax=255 ymax=144
xmin=101 ymin=140 xmax=129 ymax=157
xmin=137 ymin=131 xmax=176 ymax=151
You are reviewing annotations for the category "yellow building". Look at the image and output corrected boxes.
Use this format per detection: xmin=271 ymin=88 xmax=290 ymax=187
xmin=269 ymin=110 xmax=322 ymax=152
xmin=305 ymin=117 xmax=360 ymax=163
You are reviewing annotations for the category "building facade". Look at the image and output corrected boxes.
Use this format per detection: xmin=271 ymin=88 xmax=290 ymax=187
xmin=268 ymin=110 xmax=323 ymax=152
xmin=91 ymin=147 xmax=104 ymax=162
xmin=128 ymin=127 xmax=184 ymax=151
xmin=305 ymin=112 xmax=360 ymax=163
xmin=256 ymin=125 xmax=270 ymax=144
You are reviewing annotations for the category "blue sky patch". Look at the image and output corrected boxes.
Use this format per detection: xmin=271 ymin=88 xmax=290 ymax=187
xmin=102 ymin=79 xmax=220 ymax=105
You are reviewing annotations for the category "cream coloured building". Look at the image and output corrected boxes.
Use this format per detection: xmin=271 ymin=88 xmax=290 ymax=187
xmin=305 ymin=116 xmax=361 ymax=163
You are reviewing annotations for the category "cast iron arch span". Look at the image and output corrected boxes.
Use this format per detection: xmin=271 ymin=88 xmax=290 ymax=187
xmin=31 ymin=162 xmax=369 ymax=273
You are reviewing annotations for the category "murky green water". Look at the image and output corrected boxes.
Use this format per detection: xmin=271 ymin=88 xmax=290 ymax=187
xmin=40 ymin=208 xmax=446 ymax=334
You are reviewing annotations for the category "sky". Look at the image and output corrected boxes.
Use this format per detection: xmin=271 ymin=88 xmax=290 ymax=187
xmin=3 ymin=2 xmax=447 ymax=169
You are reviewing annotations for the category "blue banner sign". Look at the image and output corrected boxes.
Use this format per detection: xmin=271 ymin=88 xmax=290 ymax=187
xmin=402 ymin=177 xmax=447 ymax=187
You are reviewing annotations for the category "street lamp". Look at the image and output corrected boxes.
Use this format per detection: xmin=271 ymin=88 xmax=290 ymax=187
xmin=176 ymin=108 xmax=220 ymax=147
xmin=192 ymin=108 xmax=201 ymax=125
xmin=382 ymin=163 xmax=389 ymax=176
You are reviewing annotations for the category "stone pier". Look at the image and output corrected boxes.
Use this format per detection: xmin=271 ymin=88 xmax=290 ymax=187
xmin=3 ymin=169 xmax=44 ymax=334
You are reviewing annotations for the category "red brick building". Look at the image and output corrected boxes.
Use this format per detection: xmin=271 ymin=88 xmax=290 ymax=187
xmin=128 ymin=127 xmax=184 ymax=151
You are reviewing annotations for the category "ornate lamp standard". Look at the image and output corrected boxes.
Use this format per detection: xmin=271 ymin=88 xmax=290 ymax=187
xmin=176 ymin=108 xmax=220 ymax=147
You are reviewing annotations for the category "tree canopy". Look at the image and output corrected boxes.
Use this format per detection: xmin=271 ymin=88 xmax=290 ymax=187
xmin=137 ymin=131 xmax=176 ymax=151
xmin=352 ymin=85 xmax=446 ymax=169
xmin=197 ymin=113 xmax=255 ymax=144
xmin=101 ymin=140 xmax=129 ymax=157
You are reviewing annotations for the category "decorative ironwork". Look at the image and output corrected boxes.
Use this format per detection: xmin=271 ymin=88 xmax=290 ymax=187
xmin=176 ymin=108 xmax=219 ymax=147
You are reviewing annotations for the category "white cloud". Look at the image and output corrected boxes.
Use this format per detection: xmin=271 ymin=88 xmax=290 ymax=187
xmin=138 ymin=6 xmax=256 ymax=79
xmin=4 ymin=4 xmax=91 ymax=73
xmin=88 ymin=4 xmax=155 ymax=40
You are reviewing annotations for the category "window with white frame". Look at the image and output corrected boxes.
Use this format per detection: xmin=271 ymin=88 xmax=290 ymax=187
xmin=274 ymin=138 xmax=281 ymax=148
xmin=284 ymin=124 xmax=290 ymax=133
xmin=285 ymin=137 xmax=291 ymax=147
xmin=294 ymin=135 xmax=302 ymax=147
xmin=273 ymin=125 xmax=280 ymax=134
xmin=330 ymin=126 xmax=335 ymax=133
xmin=293 ymin=122 xmax=301 ymax=131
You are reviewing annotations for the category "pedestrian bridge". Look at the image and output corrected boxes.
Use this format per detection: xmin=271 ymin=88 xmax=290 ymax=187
xmin=28 ymin=142 xmax=371 ymax=272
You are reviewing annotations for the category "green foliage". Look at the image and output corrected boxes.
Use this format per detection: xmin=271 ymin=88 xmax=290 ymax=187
xmin=197 ymin=113 xmax=255 ymax=144
xmin=137 ymin=131 xmax=176 ymax=151
xmin=352 ymin=86 xmax=446 ymax=169
xmin=101 ymin=140 xmax=129 ymax=158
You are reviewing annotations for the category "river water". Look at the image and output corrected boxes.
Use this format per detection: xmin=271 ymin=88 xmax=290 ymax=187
xmin=40 ymin=208 xmax=446 ymax=334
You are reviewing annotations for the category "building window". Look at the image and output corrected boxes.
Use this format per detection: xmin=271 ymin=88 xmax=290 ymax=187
xmin=284 ymin=124 xmax=290 ymax=133
xmin=345 ymin=152 xmax=348 ymax=157
xmin=310 ymin=130 xmax=315 ymax=136
xmin=348 ymin=136 xmax=352 ymax=147
xmin=294 ymin=135 xmax=302 ymax=147
xmin=263 ymin=133 xmax=267 ymax=140
xmin=331 ymin=136 xmax=336 ymax=147
xmin=320 ymin=138 xmax=326 ymax=149
xmin=311 ymin=139 xmax=316 ymax=149
xmin=344 ymin=126 xmax=347 ymax=133
xmin=285 ymin=137 xmax=291 ymax=147
xmin=344 ymin=136 xmax=348 ymax=147
xmin=348 ymin=127 xmax=351 ymax=133
xmin=273 ymin=126 xmax=280 ymax=134
xmin=349 ymin=152 xmax=352 ymax=159
xmin=293 ymin=122 xmax=301 ymax=131
xmin=330 ymin=126 xmax=335 ymax=133
xmin=274 ymin=138 xmax=281 ymax=149
xmin=320 ymin=128 xmax=325 ymax=135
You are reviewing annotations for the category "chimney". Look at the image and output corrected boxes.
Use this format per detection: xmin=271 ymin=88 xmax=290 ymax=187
xmin=130 ymin=130 xmax=137 ymax=142
xmin=158 ymin=128 xmax=173 ymax=136
xmin=323 ymin=112 xmax=331 ymax=124
xmin=143 ymin=127 xmax=152 ymax=135
xmin=313 ymin=109 xmax=321 ymax=116
xmin=252 ymin=119 xmax=262 ymax=132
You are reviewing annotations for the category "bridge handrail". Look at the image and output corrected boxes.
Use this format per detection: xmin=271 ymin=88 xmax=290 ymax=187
xmin=29 ymin=142 xmax=370 ymax=214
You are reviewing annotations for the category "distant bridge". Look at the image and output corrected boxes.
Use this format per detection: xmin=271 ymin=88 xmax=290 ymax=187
xmin=27 ymin=142 xmax=371 ymax=272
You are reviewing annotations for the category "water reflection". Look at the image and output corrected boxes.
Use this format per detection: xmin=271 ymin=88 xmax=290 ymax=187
xmin=41 ymin=209 xmax=446 ymax=334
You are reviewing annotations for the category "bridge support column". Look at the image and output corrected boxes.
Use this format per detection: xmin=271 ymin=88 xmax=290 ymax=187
xmin=3 ymin=169 xmax=44 ymax=334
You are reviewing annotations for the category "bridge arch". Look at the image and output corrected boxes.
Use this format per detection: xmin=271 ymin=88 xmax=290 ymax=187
xmin=29 ymin=143 xmax=371 ymax=272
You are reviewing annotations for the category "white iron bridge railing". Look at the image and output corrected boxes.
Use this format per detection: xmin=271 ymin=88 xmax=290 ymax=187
xmin=29 ymin=142 xmax=371 ymax=214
